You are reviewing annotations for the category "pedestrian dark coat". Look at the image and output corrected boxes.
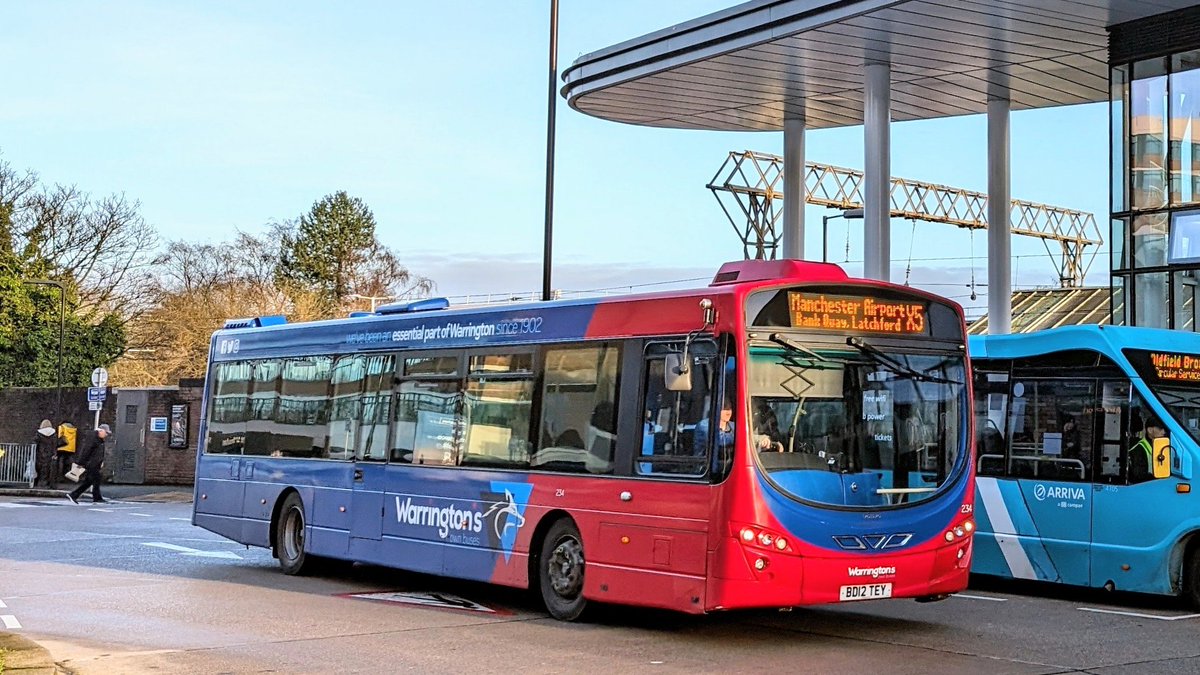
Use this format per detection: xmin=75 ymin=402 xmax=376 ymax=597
xmin=75 ymin=430 xmax=107 ymax=471
xmin=33 ymin=419 xmax=65 ymax=488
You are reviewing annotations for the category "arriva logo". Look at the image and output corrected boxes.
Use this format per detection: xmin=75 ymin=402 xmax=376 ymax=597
xmin=1033 ymin=484 xmax=1086 ymax=501
xmin=848 ymin=565 xmax=896 ymax=579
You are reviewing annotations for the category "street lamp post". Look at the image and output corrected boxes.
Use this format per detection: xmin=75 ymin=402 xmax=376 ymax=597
xmin=22 ymin=279 xmax=66 ymax=423
xmin=821 ymin=207 xmax=865 ymax=263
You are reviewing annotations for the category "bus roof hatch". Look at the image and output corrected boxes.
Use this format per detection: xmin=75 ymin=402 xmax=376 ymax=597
xmin=375 ymin=297 xmax=451 ymax=315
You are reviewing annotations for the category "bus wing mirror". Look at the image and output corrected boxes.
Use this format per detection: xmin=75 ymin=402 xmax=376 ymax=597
xmin=1153 ymin=437 xmax=1172 ymax=480
xmin=664 ymin=353 xmax=692 ymax=392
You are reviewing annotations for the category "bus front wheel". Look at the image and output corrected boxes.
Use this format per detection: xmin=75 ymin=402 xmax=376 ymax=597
xmin=275 ymin=493 xmax=318 ymax=576
xmin=539 ymin=519 xmax=588 ymax=621
xmin=1186 ymin=547 xmax=1200 ymax=609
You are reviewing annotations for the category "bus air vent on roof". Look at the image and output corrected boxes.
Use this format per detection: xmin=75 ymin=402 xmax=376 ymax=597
xmin=223 ymin=315 xmax=288 ymax=329
xmin=710 ymin=260 xmax=849 ymax=285
xmin=374 ymin=297 xmax=450 ymax=315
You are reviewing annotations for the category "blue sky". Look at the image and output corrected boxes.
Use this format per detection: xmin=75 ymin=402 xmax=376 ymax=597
xmin=0 ymin=1 xmax=1109 ymax=316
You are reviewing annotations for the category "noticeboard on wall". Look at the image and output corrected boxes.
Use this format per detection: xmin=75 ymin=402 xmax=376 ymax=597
xmin=169 ymin=404 xmax=189 ymax=449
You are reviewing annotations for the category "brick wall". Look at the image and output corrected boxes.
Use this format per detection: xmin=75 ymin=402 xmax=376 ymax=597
xmin=0 ymin=384 xmax=201 ymax=486
xmin=142 ymin=386 xmax=203 ymax=485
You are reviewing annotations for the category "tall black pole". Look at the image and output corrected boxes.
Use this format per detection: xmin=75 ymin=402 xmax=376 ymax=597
xmin=541 ymin=0 xmax=559 ymax=302
xmin=55 ymin=285 xmax=64 ymax=422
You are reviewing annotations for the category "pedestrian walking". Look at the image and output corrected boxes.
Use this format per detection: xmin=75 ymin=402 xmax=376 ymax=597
xmin=66 ymin=424 xmax=110 ymax=504
xmin=34 ymin=419 xmax=66 ymax=488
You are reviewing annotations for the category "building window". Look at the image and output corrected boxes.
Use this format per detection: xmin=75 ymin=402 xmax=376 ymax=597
xmin=1135 ymin=271 xmax=1170 ymax=328
xmin=1131 ymin=212 xmax=1168 ymax=268
xmin=1170 ymin=51 xmax=1200 ymax=206
xmin=1111 ymin=275 xmax=1128 ymax=326
xmin=1113 ymin=64 xmax=1129 ymax=213
xmin=1112 ymin=217 xmax=1128 ymax=271
xmin=1131 ymin=57 xmax=1169 ymax=211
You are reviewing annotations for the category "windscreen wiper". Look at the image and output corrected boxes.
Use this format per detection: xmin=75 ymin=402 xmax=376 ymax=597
xmin=845 ymin=336 xmax=961 ymax=385
xmin=769 ymin=333 xmax=828 ymax=362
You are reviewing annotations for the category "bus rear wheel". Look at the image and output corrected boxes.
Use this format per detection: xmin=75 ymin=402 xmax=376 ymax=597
xmin=539 ymin=519 xmax=588 ymax=621
xmin=275 ymin=493 xmax=319 ymax=576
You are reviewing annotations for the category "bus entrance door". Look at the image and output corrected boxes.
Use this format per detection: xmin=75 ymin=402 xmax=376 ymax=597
xmin=350 ymin=463 xmax=386 ymax=542
xmin=1017 ymin=477 xmax=1092 ymax=586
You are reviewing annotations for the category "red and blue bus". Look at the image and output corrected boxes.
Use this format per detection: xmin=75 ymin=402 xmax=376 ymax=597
xmin=193 ymin=260 xmax=975 ymax=620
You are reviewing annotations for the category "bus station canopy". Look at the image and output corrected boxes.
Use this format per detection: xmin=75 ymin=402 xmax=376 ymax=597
xmin=561 ymin=0 xmax=1194 ymax=131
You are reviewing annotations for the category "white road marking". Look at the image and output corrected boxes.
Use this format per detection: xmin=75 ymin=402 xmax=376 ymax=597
xmin=952 ymin=593 xmax=1008 ymax=602
xmin=1079 ymin=607 xmax=1200 ymax=621
xmin=349 ymin=591 xmax=496 ymax=613
xmin=128 ymin=513 xmax=153 ymax=517
xmin=0 ymin=503 xmax=36 ymax=508
xmin=0 ymin=599 xmax=7 ymax=608
xmin=168 ymin=518 xmax=190 ymax=521
xmin=1 ymin=615 xmax=21 ymax=629
xmin=88 ymin=508 xmax=113 ymax=512
xmin=142 ymin=542 xmax=242 ymax=559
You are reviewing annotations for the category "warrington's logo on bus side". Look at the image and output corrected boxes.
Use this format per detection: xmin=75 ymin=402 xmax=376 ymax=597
xmin=394 ymin=481 xmax=534 ymax=560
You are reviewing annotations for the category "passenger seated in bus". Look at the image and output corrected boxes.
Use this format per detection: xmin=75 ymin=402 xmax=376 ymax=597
xmin=1060 ymin=415 xmax=1082 ymax=461
xmin=1129 ymin=417 xmax=1166 ymax=482
xmin=694 ymin=398 xmax=735 ymax=455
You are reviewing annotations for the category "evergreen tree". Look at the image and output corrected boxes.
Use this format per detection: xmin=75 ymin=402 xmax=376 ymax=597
xmin=277 ymin=191 xmax=377 ymax=304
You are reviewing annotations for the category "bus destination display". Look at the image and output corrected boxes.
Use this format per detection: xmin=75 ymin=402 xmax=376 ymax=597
xmin=1147 ymin=351 xmax=1200 ymax=382
xmin=788 ymin=292 xmax=927 ymax=335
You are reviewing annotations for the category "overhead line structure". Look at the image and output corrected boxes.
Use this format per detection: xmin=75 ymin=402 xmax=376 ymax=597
xmin=708 ymin=150 xmax=1103 ymax=287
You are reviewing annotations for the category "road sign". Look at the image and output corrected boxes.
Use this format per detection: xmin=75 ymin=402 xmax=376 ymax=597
xmin=88 ymin=400 xmax=103 ymax=411
xmin=87 ymin=387 xmax=107 ymax=402
xmin=91 ymin=367 xmax=108 ymax=387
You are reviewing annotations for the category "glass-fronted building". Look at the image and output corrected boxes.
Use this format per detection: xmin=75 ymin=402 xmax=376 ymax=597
xmin=1111 ymin=9 xmax=1200 ymax=330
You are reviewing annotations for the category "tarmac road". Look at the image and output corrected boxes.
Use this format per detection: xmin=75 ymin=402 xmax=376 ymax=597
xmin=2 ymin=488 xmax=1199 ymax=674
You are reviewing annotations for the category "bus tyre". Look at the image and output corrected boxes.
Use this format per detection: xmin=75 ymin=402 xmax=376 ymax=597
xmin=275 ymin=493 xmax=317 ymax=576
xmin=539 ymin=519 xmax=588 ymax=621
xmin=1187 ymin=550 xmax=1200 ymax=610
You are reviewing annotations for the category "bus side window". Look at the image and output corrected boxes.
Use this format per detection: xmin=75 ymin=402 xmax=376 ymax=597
xmin=207 ymin=361 xmax=251 ymax=455
xmin=329 ymin=355 xmax=366 ymax=461
xmin=1005 ymin=378 xmax=1094 ymax=483
xmin=638 ymin=353 xmax=714 ymax=477
xmin=356 ymin=354 xmax=394 ymax=462
xmin=534 ymin=344 xmax=620 ymax=475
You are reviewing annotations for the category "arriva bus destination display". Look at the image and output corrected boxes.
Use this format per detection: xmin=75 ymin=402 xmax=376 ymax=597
xmin=788 ymin=292 xmax=928 ymax=335
xmin=1146 ymin=351 xmax=1200 ymax=382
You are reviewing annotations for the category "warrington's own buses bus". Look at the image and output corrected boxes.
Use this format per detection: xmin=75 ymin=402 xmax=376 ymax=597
xmin=192 ymin=260 xmax=976 ymax=620
xmin=971 ymin=325 xmax=1200 ymax=605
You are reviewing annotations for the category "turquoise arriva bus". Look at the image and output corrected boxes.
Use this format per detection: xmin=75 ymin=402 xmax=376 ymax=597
xmin=970 ymin=325 xmax=1200 ymax=605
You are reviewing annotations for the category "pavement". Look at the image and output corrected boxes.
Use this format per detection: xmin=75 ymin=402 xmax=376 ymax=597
xmin=0 ymin=482 xmax=194 ymax=673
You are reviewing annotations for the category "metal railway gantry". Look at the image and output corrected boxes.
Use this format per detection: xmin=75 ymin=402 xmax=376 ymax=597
xmin=708 ymin=150 xmax=1103 ymax=288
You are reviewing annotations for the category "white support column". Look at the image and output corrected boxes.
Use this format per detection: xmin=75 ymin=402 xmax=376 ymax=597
xmin=987 ymin=98 xmax=1012 ymax=335
xmin=863 ymin=63 xmax=891 ymax=281
xmin=783 ymin=117 xmax=806 ymax=260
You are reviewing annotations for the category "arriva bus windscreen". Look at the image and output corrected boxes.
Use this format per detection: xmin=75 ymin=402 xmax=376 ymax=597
xmin=192 ymin=260 xmax=977 ymax=621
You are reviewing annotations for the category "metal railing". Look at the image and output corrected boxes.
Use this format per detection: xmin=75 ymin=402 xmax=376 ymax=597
xmin=0 ymin=443 xmax=36 ymax=486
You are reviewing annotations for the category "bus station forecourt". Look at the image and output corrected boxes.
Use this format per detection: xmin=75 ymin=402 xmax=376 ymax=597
xmin=14 ymin=0 xmax=1200 ymax=668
